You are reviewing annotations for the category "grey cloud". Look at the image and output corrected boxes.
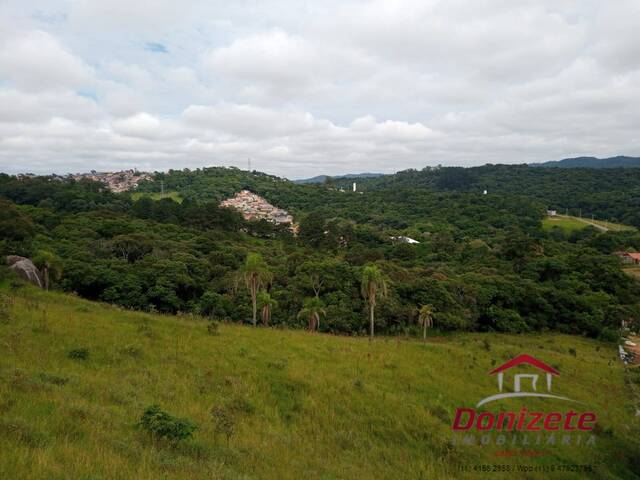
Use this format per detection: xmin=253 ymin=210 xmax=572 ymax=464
xmin=0 ymin=0 xmax=638 ymax=177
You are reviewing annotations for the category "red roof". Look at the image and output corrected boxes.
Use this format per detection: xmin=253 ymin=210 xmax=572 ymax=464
xmin=489 ymin=354 xmax=559 ymax=376
xmin=627 ymin=253 xmax=640 ymax=260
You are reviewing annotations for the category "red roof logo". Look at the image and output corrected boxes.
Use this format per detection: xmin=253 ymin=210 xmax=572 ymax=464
xmin=489 ymin=354 xmax=560 ymax=376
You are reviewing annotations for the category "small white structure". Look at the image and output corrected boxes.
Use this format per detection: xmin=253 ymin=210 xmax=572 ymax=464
xmin=547 ymin=209 xmax=557 ymax=216
xmin=483 ymin=190 xmax=488 ymax=195
xmin=352 ymin=182 xmax=357 ymax=192
xmin=390 ymin=235 xmax=420 ymax=244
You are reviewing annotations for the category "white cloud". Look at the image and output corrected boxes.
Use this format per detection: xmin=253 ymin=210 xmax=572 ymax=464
xmin=0 ymin=30 xmax=94 ymax=91
xmin=0 ymin=0 xmax=639 ymax=177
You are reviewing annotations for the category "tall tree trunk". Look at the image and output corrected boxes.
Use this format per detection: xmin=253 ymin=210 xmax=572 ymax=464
xmin=43 ymin=266 xmax=50 ymax=291
xmin=251 ymin=287 xmax=257 ymax=326
xmin=423 ymin=321 xmax=427 ymax=341
xmin=369 ymin=304 xmax=375 ymax=338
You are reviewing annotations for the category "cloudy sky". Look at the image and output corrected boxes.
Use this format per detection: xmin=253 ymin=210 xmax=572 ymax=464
xmin=1 ymin=1 xmax=638 ymax=179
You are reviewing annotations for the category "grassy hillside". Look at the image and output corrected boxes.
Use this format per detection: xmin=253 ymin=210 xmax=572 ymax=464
xmin=1 ymin=284 xmax=640 ymax=479
xmin=542 ymin=215 xmax=635 ymax=233
xmin=130 ymin=191 xmax=183 ymax=203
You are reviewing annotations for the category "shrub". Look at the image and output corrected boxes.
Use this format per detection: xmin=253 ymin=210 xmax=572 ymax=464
xmin=68 ymin=348 xmax=89 ymax=360
xmin=210 ymin=406 xmax=235 ymax=444
xmin=39 ymin=373 xmax=69 ymax=386
xmin=139 ymin=405 xmax=196 ymax=443
xmin=206 ymin=320 xmax=220 ymax=335
xmin=0 ymin=293 xmax=12 ymax=323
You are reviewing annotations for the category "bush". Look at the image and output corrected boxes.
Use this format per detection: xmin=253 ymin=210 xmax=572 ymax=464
xmin=206 ymin=320 xmax=220 ymax=335
xmin=210 ymin=405 xmax=234 ymax=444
xmin=68 ymin=348 xmax=89 ymax=360
xmin=0 ymin=293 xmax=12 ymax=323
xmin=139 ymin=405 xmax=196 ymax=443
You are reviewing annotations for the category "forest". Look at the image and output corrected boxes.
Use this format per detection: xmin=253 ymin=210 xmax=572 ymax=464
xmin=2 ymin=164 xmax=640 ymax=340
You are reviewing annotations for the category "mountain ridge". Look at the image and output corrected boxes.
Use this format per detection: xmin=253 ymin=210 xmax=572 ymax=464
xmin=531 ymin=155 xmax=640 ymax=168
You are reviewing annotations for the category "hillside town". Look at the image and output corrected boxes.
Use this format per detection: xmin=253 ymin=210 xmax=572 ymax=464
xmin=220 ymin=190 xmax=294 ymax=225
xmin=71 ymin=170 xmax=153 ymax=193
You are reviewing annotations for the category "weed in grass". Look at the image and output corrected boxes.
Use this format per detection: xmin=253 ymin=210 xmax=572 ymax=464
xmin=9 ymin=369 xmax=41 ymax=392
xmin=137 ymin=319 xmax=155 ymax=339
xmin=68 ymin=348 xmax=90 ymax=360
xmin=0 ymin=397 xmax=16 ymax=414
xmin=120 ymin=345 xmax=143 ymax=358
xmin=5 ymin=330 xmax=23 ymax=353
xmin=0 ymin=419 xmax=49 ymax=448
xmin=0 ymin=293 xmax=12 ymax=323
xmin=569 ymin=347 xmax=577 ymax=357
xmin=482 ymin=339 xmax=491 ymax=351
xmin=429 ymin=404 xmax=451 ymax=424
xmin=32 ymin=309 xmax=51 ymax=333
xmin=266 ymin=358 xmax=288 ymax=370
xmin=206 ymin=320 xmax=220 ymax=335
xmin=39 ymin=372 xmax=69 ymax=386
xmin=211 ymin=405 xmax=235 ymax=445
xmin=228 ymin=396 xmax=255 ymax=416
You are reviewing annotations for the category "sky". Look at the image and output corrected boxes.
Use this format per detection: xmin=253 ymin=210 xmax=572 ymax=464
xmin=0 ymin=1 xmax=639 ymax=179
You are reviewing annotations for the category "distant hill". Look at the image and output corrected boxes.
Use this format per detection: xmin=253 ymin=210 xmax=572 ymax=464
xmin=293 ymin=173 xmax=384 ymax=184
xmin=532 ymin=155 xmax=640 ymax=168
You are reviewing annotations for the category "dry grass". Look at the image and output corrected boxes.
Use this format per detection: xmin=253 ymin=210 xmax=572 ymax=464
xmin=1 ymin=285 xmax=639 ymax=479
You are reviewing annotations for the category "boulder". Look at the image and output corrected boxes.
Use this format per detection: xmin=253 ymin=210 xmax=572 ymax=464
xmin=6 ymin=256 xmax=43 ymax=288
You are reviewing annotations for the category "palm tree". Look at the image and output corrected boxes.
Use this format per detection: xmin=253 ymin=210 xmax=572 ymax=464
xmin=236 ymin=253 xmax=272 ymax=326
xmin=257 ymin=292 xmax=277 ymax=326
xmin=33 ymin=250 xmax=63 ymax=291
xmin=297 ymin=297 xmax=326 ymax=331
xmin=360 ymin=264 xmax=388 ymax=338
xmin=417 ymin=304 xmax=435 ymax=341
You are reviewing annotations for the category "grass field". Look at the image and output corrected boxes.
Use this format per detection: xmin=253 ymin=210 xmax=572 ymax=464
xmin=130 ymin=191 xmax=183 ymax=203
xmin=542 ymin=215 xmax=635 ymax=233
xmin=1 ymin=285 xmax=640 ymax=479
xmin=542 ymin=216 xmax=588 ymax=232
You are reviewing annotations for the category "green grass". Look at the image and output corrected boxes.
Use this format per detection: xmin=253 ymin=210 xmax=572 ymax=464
xmin=542 ymin=215 xmax=635 ymax=233
xmin=542 ymin=216 xmax=588 ymax=232
xmin=1 ymin=285 xmax=639 ymax=479
xmin=131 ymin=191 xmax=183 ymax=203
xmin=585 ymin=218 xmax=636 ymax=232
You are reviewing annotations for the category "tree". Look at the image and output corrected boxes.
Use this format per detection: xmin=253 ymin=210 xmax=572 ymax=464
xmin=361 ymin=264 xmax=388 ymax=338
xmin=236 ymin=253 xmax=272 ymax=326
xmin=33 ymin=250 xmax=63 ymax=291
xmin=257 ymin=291 xmax=277 ymax=326
xmin=296 ymin=258 xmax=345 ymax=297
xmin=297 ymin=297 xmax=326 ymax=331
xmin=417 ymin=304 xmax=435 ymax=341
xmin=298 ymin=212 xmax=326 ymax=248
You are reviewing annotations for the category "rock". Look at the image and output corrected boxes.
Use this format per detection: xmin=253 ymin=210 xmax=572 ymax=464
xmin=6 ymin=256 xmax=43 ymax=288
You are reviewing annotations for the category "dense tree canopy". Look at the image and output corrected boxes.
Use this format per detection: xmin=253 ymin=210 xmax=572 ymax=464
xmin=1 ymin=165 xmax=640 ymax=340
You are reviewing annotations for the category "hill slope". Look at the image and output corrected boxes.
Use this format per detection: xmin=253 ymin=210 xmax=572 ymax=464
xmin=532 ymin=156 xmax=640 ymax=168
xmin=293 ymin=173 xmax=384 ymax=184
xmin=1 ymin=285 xmax=640 ymax=479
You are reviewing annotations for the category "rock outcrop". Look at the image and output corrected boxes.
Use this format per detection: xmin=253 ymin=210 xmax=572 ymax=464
xmin=6 ymin=256 xmax=43 ymax=288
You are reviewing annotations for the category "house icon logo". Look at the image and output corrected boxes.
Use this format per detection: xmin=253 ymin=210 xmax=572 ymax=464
xmin=476 ymin=354 xmax=577 ymax=408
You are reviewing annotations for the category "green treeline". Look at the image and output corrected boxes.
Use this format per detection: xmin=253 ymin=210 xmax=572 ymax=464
xmin=2 ymin=165 xmax=640 ymax=340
